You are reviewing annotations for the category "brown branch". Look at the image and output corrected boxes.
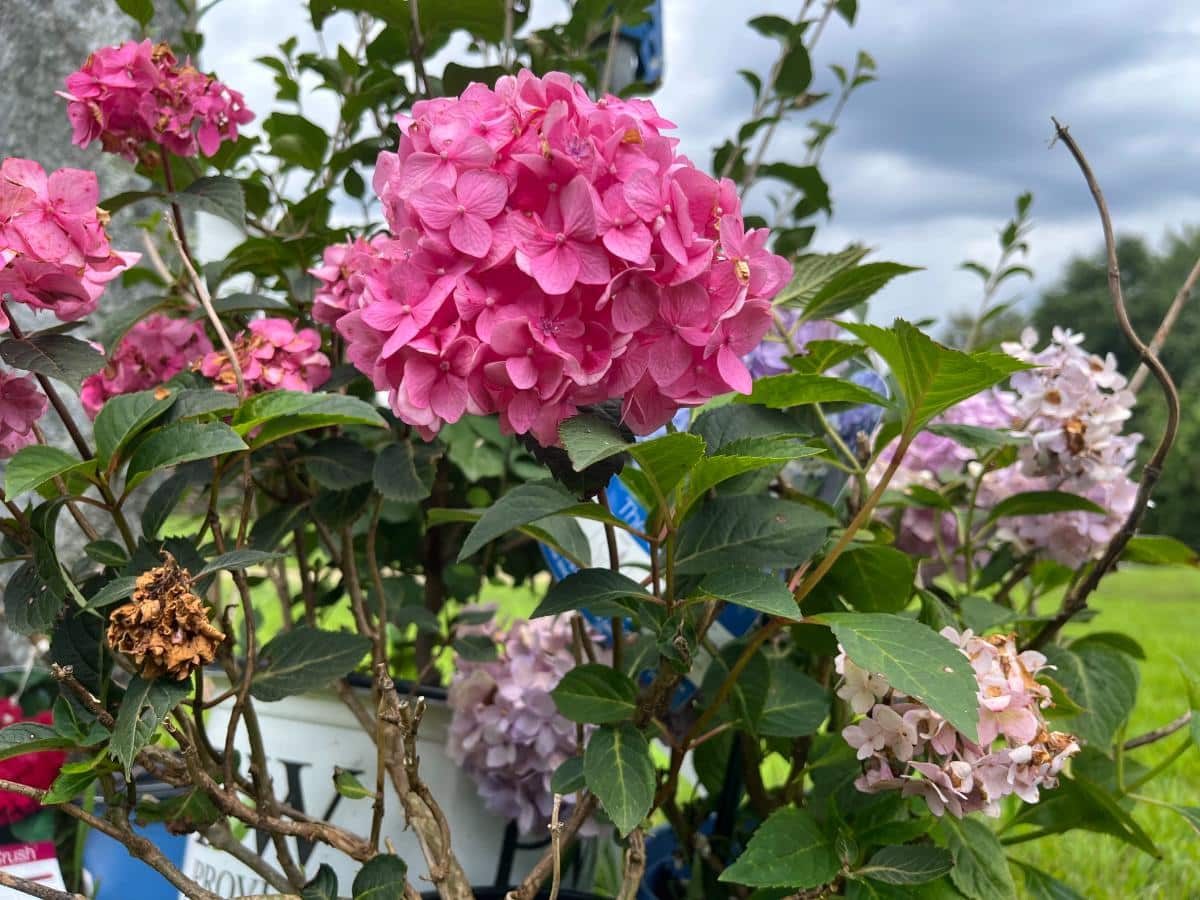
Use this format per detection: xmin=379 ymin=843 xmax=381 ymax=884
xmin=506 ymin=794 xmax=599 ymax=900
xmin=50 ymin=664 xmax=115 ymax=728
xmin=617 ymin=828 xmax=647 ymax=900
xmin=0 ymin=871 xmax=85 ymax=900
xmin=408 ymin=0 xmax=430 ymax=98
xmin=1129 ymin=255 xmax=1200 ymax=394
xmin=1032 ymin=119 xmax=1181 ymax=648
xmin=1123 ymin=711 xmax=1192 ymax=750
xmin=203 ymin=821 xmax=294 ymax=894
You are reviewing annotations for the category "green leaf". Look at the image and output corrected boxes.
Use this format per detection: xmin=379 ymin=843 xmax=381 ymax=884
xmin=333 ymin=768 xmax=373 ymax=800
xmin=85 ymin=540 xmax=128 ymax=567
xmin=94 ymin=390 xmax=178 ymax=468
xmin=531 ymin=568 xmax=649 ymax=620
xmin=167 ymin=389 xmax=239 ymax=421
xmin=4 ymin=446 xmax=95 ymax=498
xmin=740 ymin=372 xmax=890 ymax=410
xmin=43 ymin=767 xmax=98 ymax=805
xmin=0 ymin=332 xmax=105 ymax=387
xmin=925 ymin=423 xmax=1021 ymax=454
xmin=693 ymin=404 xmax=807 ymax=452
xmin=458 ymin=482 xmax=578 ymax=561
xmin=775 ymin=42 xmax=813 ymax=95
xmin=141 ymin=471 xmax=192 ymax=540
xmin=232 ymin=391 xmax=386 ymax=446
xmin=559 ymin=417 xmax=705 ymax=503
xmin=301 ymin=864 xmax=339 ymax=900
xmin=818 ymin=613 xmax=979 ymax=742
xmin=583 ymin=723 xmax=655 ymax=836
xmin=1120 ymin=534 xmax=1199 ymax=567
xmin=4 ymin=562 xmax=59 ymax=635
xmin=174 ymin=176 xmax=246 ymax=227
xmin=700 ymin=642 xmax=771 ymax=729
xmin=1014 ymin=863 xmax=1085 ymax=900
xmin=125 ymin=421 xmax=247 ymax=489
xmin=986 ymin=490 xmax=1106 ymax=522
xmin=85 ymin=576 xmax=137 ymax=610
xmin=719 ymin=807 xmax=838 ymax=889
xmin=552 ymin=664 xmax=638 ymax=724
xmin=800 ymin=262 xmax=921 ymax=323
xmin=843 ymin=320 xmax=1025 ymax=431
xmin=305 ymin=437 xmax=376 ymax=489
xmin=675 ymin=497 xmax=833 ymax=575
xmin=251 ymin=626 xmax=371 ymax=702
xmin=1176 ymin=660 xmax=1200 ymax=751
xmin=823 ymin=545 xmax=916 ymax=613
xmin=775 ymin=246 xmax=871 ymax=309
xmin=1044 ymin=644 xmax=1139 ymax=747
xmin=680 ymin=443 xmax=823 ymax=514
xmin=206 ymin=292 xmax=292 ymax=315
xmin=1019 ymin=773 xmax=1160 ymax=858
xmin=264 ymin=113 xmax=330 ymax=170
xmin=940 ymin=818 xmax=1016 ymax=900
xmin=760 ymin=658 xmax=828 ymax=737
xmin=855 ymin=846 xmax=954 ymax=885
xmin=698 ymin=567 xmax=800 ymax=620
xmin=1164 ymin=804 xmax=1200 ymax=837
xmin=352 ymin=854 xmax=408 ymax=899
xmin=116 ymin=0 xmax=153 ymax=27
xmin=110 ymin=675 xmax=192 ymax=774
xmin=551 ymin=756 xmax=586 ymax=795
xmin=374 ymin=440 xmax=438 ymax=503
xmin=0 ymin=722 xmax=75 ymax=760
xmin=194 ymin=550 xmax=283 ymax=579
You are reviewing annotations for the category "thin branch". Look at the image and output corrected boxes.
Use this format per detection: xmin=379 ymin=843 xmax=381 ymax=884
xmin=598 ymin=14 xmax=622 ymax=96
xmin=203 ymin=821 xmax=294 ymax=894
xmin=547 ymin=794 xmax=564 ymax=900
xmin=1123 ymin=710 xmax=1192 ymax=750
xmin=1032 ymin=119 xmax=1181 ymax=648
xmin=0 ymin=871 xmax=85 ymax=900
xmin=1129 ymin=255 xmax=1200 ymax=394
xmin=617 ymin=828 xmax=647 ymax=900
xmin=408 ymin=0 xmax=430 ymax=98
xmin=506 ymin=794 xmax=599 ymax=900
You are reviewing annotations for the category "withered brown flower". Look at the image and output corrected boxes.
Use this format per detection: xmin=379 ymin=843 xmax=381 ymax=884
xmin=107 ymin=552 xmax=225 ymax=681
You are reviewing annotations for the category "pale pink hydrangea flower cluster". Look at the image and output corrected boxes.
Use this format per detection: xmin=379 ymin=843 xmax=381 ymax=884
xmin=0 ymin=370 xmax=48 ymax=459
xmin=80 ymin=314 xmax=213 ymax=418
xmin=60 ymin=40 xmax=253 ymax=162
xmin=447 ymin=615 xmax=601 ymax=836
xmin=197 ymin=319 xmax=330 ymax=394
xmin=309 ymin=235 xmax=395 ymax=327
xmin=0 ymin=158 xmax=139 ymax=327
xmin=838 ymin=628 xmax=1079 ymax=818
xmin=333 ymin=69 xmax=791 ymax=445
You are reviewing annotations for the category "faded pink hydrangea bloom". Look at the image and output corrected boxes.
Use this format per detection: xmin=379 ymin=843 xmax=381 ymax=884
xmin=332 ymin=70 xmax=791 ymax=444
xmin=447 ymin=616 xmax=604 ymax=836
xmin=0 ymin=370 xmax=47 ymax=458
xmin=0 ymin=159 xmax=139 ymax=326
xmin=60 ymin=41 xmax=253 ymax=162
xmin=197 ymin=319 xmax=330 ymax=394
xmin=838 ymin=628 xmax=1079 ymax=818
xmin=80 ymin=315 xmax=213 ymax=418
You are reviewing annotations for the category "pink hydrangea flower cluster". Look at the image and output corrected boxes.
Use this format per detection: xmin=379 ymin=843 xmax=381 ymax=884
xmin=0 ymin=699 xmax=65 ymax=825
xmin=447 ymin=615 xmax=601 ymax=835
xmin=838 ymin=628 xmax=1079 ymax=818
xmin=0 ymin=158 xmax=139 ymax=326
xmin=0 ymin=369 xmax=47 ymax=459
xmin=743 ymin=310 xmax=840 ymax=378
xmin=197 ymin=319 xmax=330 ymax=394
xmin=308 ymin=235 xmax=395 ymax=327
xmin=80 ymin=314 xmax=213 ymax=418
xmin=334 ymin=69 xmax=791 ymax=445
xmin=60 ymin=40 xmax=253 ymax=162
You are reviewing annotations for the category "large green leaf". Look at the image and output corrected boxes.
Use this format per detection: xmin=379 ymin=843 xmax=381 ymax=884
xmin=0 ymin=722 xmax=75 ymax=760
xmin=740 ymin=372 xmax=890 ymax=410
xmin=193 ymin=550 xmax=283 ymax=579
xmin=300 ymin=864 xmax=339 ymax=900
xmin=109 ymin=675 xmax=192 ymax=774
xmin=4 ymin=446 xmax=95 ymax=498
xmin=84 ymin=576 xmax=138 ymax=610
xmin=699 ymin=642 xmax=770 ymax=730
xmin=583 ymin=723 xmax=655 ymax=836
xmin=774 ymin=246 xmax=871 ymax=310
xmin=4 ymin=562 xmax=59 ymax=635
xmin=251 ymin=626 xmax=371 ymax=702
xmin=719 ymin=807 xmax=838 ymax=889
xmin=986 ymin=490 xmax=1106 ymax=522
xmin=304 ymin=437 xmax=375 ymax=489
xmin=125 ymin=421 xmax=248 ymax=489
xmin=692 ymin=404 xmax=807 ymax=452
xmin=679 ymin=442 xmax=823 ymax=515
xmin=823 ymin=545 xmax=917 ymax=613
xmin=263 ymin=113 xmax=330 ymax=171
xmin=458 ymin=481 xmax=579 ymax=561
xmin=760 ymin=658 xmax=828 ymax=737
xmin=1016 ymin=773 xmax=1160 ymax=858
xmin=798 ymin=262 xmax=920 ymax=323
xmin=1014 ymin=863 xmax=1085 ymax=900
xmin=374 ymin=440 xmax=437 ymax=502
xmin=558 ymin=417 xmax=705 ymax=503
xmin=675 ymin=497 xmax=832 ymax=575
xmin=173 ymin=175 xmax=246 ymax=227
xmin=843 ymin=320 xmax=1026 ymax=431
xmin=1120 ymin=534 xmax=1199 ymax=567
xmin=231 ymin=391 xmax=386 ymax=446
xmin=351 ymin=854 xmax=408 ymax=899
xmin=1044 ymin=644 xmax=1139 ymax=748
xmin=698 ymin=567 xmax=801 ymax=620
xmin=94 ymin=390 xmax=178 ymax=468
xmin=854 ymin=845 xmax=954 ymax=886
xmin=530 ymin=568 xmax=649 ymax=620
xmin=940 ymin=817 xmax=1016 ymax=900
xmin=819 ymin=613 xmax=979 ymax=742
xmin=0 ymin=332 xmax=105 ymax=388
xmin=552 ymin=664 xmax=638 ymax=724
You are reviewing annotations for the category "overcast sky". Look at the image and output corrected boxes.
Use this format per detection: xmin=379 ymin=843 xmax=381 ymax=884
xmin=204 ymin=0 xmax=1200 ymax=326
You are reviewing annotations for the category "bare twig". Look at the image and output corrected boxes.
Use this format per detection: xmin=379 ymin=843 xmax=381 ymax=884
xmin=203 ymin=821 xmax=294 ymax=894
xmin=1129 ymin=255 xmax=1200 ymax=394
xmin=50 ymin=665 xmax=115 ymax=728
xmin=0 ymin=871 xmax=85 ymax=900
xmin=1123 ymin=711 xmax=1192 ymax=750
xmin=506 ymin=794 xmax=599 ymax=900
xmin=408 ymin=0 xmax=430 ymax=98
xmin=547 ymin=793 xmax=565 ymax=900
xmin=1032 ymin=119 xmax=1181 ymax=648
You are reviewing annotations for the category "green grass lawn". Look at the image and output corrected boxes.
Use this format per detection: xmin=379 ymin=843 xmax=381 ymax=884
xmin=1009 ymin=566 xmax=1200 ymax=897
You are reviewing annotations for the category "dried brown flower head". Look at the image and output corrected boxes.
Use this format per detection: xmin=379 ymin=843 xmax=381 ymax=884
xmin=107 ymin=552 xmax=225 ymax=681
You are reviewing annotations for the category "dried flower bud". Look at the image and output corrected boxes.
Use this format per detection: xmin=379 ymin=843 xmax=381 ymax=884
xmin=107 ymin=552 xmax=225 ymax=681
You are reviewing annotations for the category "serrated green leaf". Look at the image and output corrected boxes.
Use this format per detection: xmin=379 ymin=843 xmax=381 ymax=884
xmin=986 ymin=490 xmax=1106 ymax=523
xmin=698 ymin=567 xmax=800 ymax=620
xmin=305 ymin=437 xmax=375 ymax=489
xmin=4 ymin=446 xmax=95 ymax=498
xmin=85 ymin=540 xmax=128 ymax=567
xmin=110 ymin=675 xmax=191 ymax=774
xmin=855 ymin=845 xmax=954 ymax=885
xmin=374 ymin=440 xmax=437 ymax=502
xmin=1120 ymin=534 xmax=1199 ymax=567
xmin=352 ymin=854 xmax=408 ymax=899
xmin=719 ymin=807 xmax=838 ymax=888
xmin=551 ymin=756 xmax=585 ymax=795
xmin=458 ymin=481 xmax=578 ymax=561
xmin=531 ymin=568 xmax=648 ymax=620
xmin=1014 ymin=862 xmax=1085 ymax=900
xmin=558 ymin=417 xmax=704 ymax=503
xmin=584 ymin=723 xmax=655 ymax=836
xmin=125 ymin=421 xmax=248 ymax=489
xmin=301 ymin=864 xmax=339 ymax=900
xmin=333 ymin=768 xmax=373 ymax=800
xmin=232 ymin=391 xmax=386 ymax=447
xmin=193 ymin=549 xmax=283 ymax=579
xmin=940 ymin=817 xmax=1016 ymax=900
xmin=0 ymin=332 xmax=104 ymax=388
xmin=94 ymin=390 xmax=178 ymax=468
xmin=799 ymin=262 xmax=921 ymax=323
xmin=1044 ymin=644 xmax=1139 ymax=747
xmin=0 ymin=722 xmax=75 ymax=760
xmin=251 ymin=626 xmax=371 ymax=702
xmin=823 ymin=545 xmax=916 ymax=613
xmin=552 ymin=664 xmax=638 ymax=723
xmin=740 ymin=372 xmax=890 ymax=410
xmin=85 ymin=576 xmax=137 ymax=610
xmin=761 ymin=658 xmax=828 ymax=737
xmin=675 ymin=497 xmax=833 ymax=575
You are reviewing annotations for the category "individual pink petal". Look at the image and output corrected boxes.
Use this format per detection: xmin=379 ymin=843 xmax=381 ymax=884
xmin=716 ymin=345 xmax=752 ymax=394
xmin=558 ymin=176 xmax=598 ymax=240
xmin=529 ymin=246 xmax=580 ymax=296
xmin=449 ymin=213 xmax=493 ymax=258
xmin=430 ymin=378 xmax=468 ymax=422
xmin=412 ymin=183 xmax=462 ymax=230
xmin=456 ymin=170 xmax=509 ymax=220
xmin=602 ymin=219 xmax=651 ymax=264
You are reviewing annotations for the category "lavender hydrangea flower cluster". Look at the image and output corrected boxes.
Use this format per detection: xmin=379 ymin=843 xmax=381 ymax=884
xmin=838 ymin=628 xmax=1079 ymax=818
xmin=447 ymin=616 xmax=600 ymax=836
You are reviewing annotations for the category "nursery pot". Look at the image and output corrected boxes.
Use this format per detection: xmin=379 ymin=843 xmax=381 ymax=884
xmin=180 ymin=674 xmax=546 ymax=898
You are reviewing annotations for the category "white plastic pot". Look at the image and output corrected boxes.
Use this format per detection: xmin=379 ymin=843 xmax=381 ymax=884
xmin=180 ymin=679 xmax=541 ymax=898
